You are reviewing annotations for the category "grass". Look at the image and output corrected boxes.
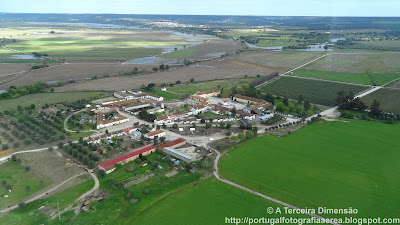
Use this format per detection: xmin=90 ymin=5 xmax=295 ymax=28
xmin=168 ymin=78 xmax=254 ymax=95
xmin=142 ymin=89 xmax=181 ymax=100
xmin=0 ymin=91 xmax=105 ymax=111
xmin=293 ymin=69 xmax=400 ymax=86
xmin=219 ymin=120 xmax=400 ymax=218
xmin=3 ymin=27 xmax=200 ymax=62
xmin=133 ymin=178 xmax=309 ymax=225
xmin=0 ymin=179 xmax=94 ymax=225
xmin=260 ymin=76 xmax=369 ymax=106
xmin=162 ymin=49 xmax=198 ymax=59
xmin=0 ymin=162 xmax=52 ymax=208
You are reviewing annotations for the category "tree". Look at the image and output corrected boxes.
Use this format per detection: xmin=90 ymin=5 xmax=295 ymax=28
xmin=297 ymin=94 xmax=304 ymax=104
xmin=190 ymin=78 xmax=195 ymax=83
xmin=370 ymin=100 xmax=382 ymax=117
xmin=25 ymin=185 xmax=31 ymax=192
xmin=246 ymin=130 xmax=255 ymax=139
xmin=18 ymin=202 xmax=26 ymax=209
xmin=160 ymin=136 xmax=166 ymax=143
xmin=98 ymin=169 xmax=106 ymax=177
xmin=143 ymin=188 xmax=150 ymax=195
xmin=283 ymin=97 xmax=289 ymax=107
xmin=1 ymin=180 xmax=6 ymax=186
xmin=303 ymin=100 xmax=311 ymax=111
xmin=152 ymin=67 xmax=158 ymax=72
xmin=165 ymin=65 xmax=170 ymax=70
xmin=25 ymin=166 xmax=31 ymax=173
xmin=237 ymin=133 xmax=245 ymax=140
xmin=226 ymin=123 xmax=232 ymax=129
xmin=140 ymin=84 xmax=146 ymax=89
xmin=5 ymin=184 xmax=12 ymax=191
xmin=159 ymin=64 xmax=165 ymax=70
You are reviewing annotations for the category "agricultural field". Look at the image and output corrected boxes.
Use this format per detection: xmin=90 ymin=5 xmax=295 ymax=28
xmin=0 ymin=63 xmax=31 ymax=75
xmin=2 ymin=24 xmax=204 ymax=62
xmin=361 ymin=88 xmax=400 ymax=114
xmin=0 ymin=91 xmax=105 ymax=111
xmin=54 ymin=54 xmax=278 ymax=92
xmin=304 ymin=52 xmax=400 ymax=73
xmin=167 ymin=78 xmax=254 ymax=95
xmin=163 ymin=39 xmax=241 ymax=60
xmin=292 ymin=69 xmax=400 ymax=86
xmin=260 ymin=76 xmax=369 ymax=106
xmin=0 ymin=179 xmax=94 ymax=225
xmin=0 ymin=161 xmax=52 ymax=208
xmin=219 ymin=121 xmax=400 ymax=218
xmin=0 ymin=63 xmax=154 ymax=90
xmin=134 ymin=178 xmax=309 ymax=225
xmin=236 ymin=50 xmax=326 ymax=71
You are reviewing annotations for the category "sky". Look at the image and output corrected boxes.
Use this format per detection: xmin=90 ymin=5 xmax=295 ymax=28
xmin=1 ymin=0 xmax=399 ymax=17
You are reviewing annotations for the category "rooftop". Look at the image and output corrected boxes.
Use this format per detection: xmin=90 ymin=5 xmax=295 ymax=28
xmin=146 ymin=129 xmax=165 ymax=137
xmin=98 ymin=145 xmax=155 ymax=170
xmin=160 ymin=138 xmax=186 ymax=149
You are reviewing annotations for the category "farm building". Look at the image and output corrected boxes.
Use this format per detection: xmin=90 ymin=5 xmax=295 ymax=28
xmin=236 ymin=109 xmax=255 ymax=120
xmin=112 ymin=99 xmax=138 ymax=107
xmin=164 ymin=147 xmax=193 ymax=163
xmin=0 ymin=149 xmax=14 ymax=164
xmin=258 ymin=114 xmax=273 ymax=121
xmin=191 ymin=104 xmax=209 ymax=115
xmin=96 ymin=112 xmax=129 ymax=129
xmin=187 ymin=95 xmax=209 ymax=106
xmin=114 ymin=91 xmax=135 ymax=100
xmin=136 ymin=93 xmax=164 ymax=102
xmin=233 ymin=94 xmax=272 ymax=109
xmin=126 ymin=89 xmax=143 ymax=95
xmin=194 ymin=90 xmax=220 ymax=98
xmin=211 ymin=105 xmax=232 ymax=115
xmin=160 ymin=138 xmax=186 ymax=150
xmin=98 ymin=145 xmax=155 ymax=173
xmin=145 ymin=129 xmax=166 ymax=139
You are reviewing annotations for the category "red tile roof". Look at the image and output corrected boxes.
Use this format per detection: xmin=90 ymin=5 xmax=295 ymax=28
xmin=98 ymin=145 xmax=155 ymax=170
xmin=160 ymin=138 xmax=186 ymax=149
xmin=146 ymin=129 xmax=165 ymax=137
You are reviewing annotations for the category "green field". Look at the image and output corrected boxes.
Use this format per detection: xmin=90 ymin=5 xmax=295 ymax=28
xmin=361 ymin=88 xmax=400 ymax=114
xmin=134 ymin=178 xmax=309 ymax=225
xmin=0 ymin=162 xmax=52 ymax=208
xmin=0 ymin=91 xmax=105 ymax=111
xmin=142 ymin=89 xmax=181 ymax=100
xmin=162 ymin=49 xmax=198 ymax=59
xmin=0 ymin=178 xmax=94 ymax=225
xmin=293 ymin=69 xmax=400 ymax=86
xmin=168 ymin=78 xmax=254 ymax=95
xmin=3 ymin=26 xmax=199 ymax=62
xmin=260 ymin=76 xmax=369 ymax=105
xmin=219 ymin=121 xmax=400 ymax=218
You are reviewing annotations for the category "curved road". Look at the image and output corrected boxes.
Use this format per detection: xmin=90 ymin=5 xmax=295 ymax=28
xmin=0 ymin=172 xmax=86 ymax=215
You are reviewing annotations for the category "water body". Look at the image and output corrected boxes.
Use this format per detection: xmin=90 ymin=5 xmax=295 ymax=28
xmin=10 ymin=55 xmax=41 ymax=60
xmin=124 ymin=32 xmax=212 ymax=64
xmin=245 ymin=42 xmax=333 ymax=52
xmin=124 ymin=57 xmax=180 ymax=65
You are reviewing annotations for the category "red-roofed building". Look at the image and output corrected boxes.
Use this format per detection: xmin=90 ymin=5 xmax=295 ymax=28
xmin=144 ymin=129 xmax=166 ymax=139
xmin=159 ymin=138 xmax=186 ymax=150
xmin=98 ymin=145 xmax=155 ymax=173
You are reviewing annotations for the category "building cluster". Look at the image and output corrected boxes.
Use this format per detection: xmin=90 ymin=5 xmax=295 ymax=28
xmin=96 ymin=110 xmax=130 ymax=129
xmin=155 ymin=90 xmax=273 ymax=125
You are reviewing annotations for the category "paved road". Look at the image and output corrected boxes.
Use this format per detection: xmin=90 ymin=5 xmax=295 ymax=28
xmin=211 ymin=147 xmax=340 ymax=225
xmin=0 ymin=172 xmax=87 ymax=215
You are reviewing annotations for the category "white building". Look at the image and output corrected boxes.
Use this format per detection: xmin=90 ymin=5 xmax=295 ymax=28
xmin=191 ymin=105 xmax=208 ymax=115
xmin=114 ymin=91 xmax=135 ymax=100
xmin=144 ymin=129 xmax=166 ymax=139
